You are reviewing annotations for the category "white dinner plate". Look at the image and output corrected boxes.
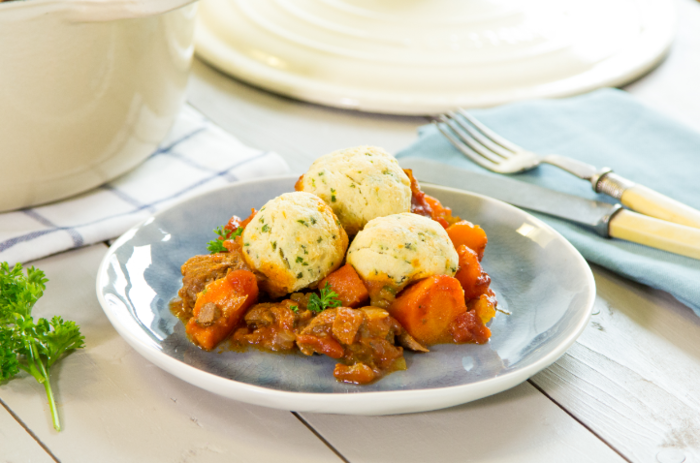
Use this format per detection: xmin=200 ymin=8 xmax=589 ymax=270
xmin=96 ymin=175 xmax=595 ymax=415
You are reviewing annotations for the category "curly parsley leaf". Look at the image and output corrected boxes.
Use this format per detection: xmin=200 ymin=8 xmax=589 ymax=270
xmin=0 ymin=328 xmax=20 ymax=381
xmin=0 ymin=262 xmax=47 ymax=322
xmin=307 ymin=282 xmax=342 ymax=314
xmin=207 ymin=225 xmax=243 ymax=254
xmin=0 ymin=262 xmax=85 ymax=432
xmin=41 ymin=316 xmax=86 ymax=368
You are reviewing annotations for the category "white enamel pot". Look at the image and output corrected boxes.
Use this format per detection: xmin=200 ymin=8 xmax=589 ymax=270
xmin=0 ymin=0 xmax=197 ymax=212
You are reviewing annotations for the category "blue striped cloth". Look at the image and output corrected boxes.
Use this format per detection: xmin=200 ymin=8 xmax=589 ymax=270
xmin=0 ymin=106 xmax=289 ymax=265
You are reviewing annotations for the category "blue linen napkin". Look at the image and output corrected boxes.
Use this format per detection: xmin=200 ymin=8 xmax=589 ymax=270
xmin=396 ymin=88 xmax=700 ymax=316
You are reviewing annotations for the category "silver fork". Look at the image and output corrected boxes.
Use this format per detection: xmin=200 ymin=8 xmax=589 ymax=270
xmin=432 ymin=109 xmax=700 ymax=229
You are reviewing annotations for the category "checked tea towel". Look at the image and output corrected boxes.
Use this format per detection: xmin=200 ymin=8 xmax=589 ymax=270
xmin=0 ymin=106 xmax=289 ymax=265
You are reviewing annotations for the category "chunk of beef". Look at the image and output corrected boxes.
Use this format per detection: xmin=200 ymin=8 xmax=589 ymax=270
xmin=233 ymin=300 xmax=312 ymax=352
xmin=295 ymin=307 xmax=427 ymax=385
xmin=195 ymin=302 xmax=219 ymax=327
xmin=177 ymin=250 xmax=251 ymax=317
xmin=332 ymin=307 xmax=365 ymax=345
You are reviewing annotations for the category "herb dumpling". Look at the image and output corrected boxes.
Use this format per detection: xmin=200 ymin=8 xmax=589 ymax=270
xmin=297 ymin=146 xmax=412 ymax=236
xmin=347 ymin=213 xmax=459 ymax=307
xmin=241 ymin=192 xmax=348 ymax=298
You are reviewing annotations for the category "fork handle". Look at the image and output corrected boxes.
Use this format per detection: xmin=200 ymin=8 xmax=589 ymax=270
xmin=596 ymin=173 xmax=700 ymax=229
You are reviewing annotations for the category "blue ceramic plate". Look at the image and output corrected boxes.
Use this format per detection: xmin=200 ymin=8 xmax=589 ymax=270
xmin=96 ymin=175 xmax=595 ymax=414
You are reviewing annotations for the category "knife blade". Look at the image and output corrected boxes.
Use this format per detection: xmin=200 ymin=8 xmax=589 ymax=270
xmin=400 ymin=157 xmax=700 ymax=260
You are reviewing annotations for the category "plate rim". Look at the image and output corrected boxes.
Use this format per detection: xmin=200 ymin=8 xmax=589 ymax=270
xmin=96 ymin=174 xmax=596 ymax=414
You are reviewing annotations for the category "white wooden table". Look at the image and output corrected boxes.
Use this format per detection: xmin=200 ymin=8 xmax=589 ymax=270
xmin=3 ymin=1 xmax=700 ymax=461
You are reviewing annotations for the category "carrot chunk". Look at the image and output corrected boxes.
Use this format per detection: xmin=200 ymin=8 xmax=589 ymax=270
xmin=318 ymin=264 xmax=369 ymax=308
xmin=447 ymin=220 xmax=488 ymax=261
xmin=423 ymin=194 xmax=459 ymax=228
xmin=186 ymin=269 xmax=259 ymax=350
xmin=387 ymin=275 xmax=467 ymax=345
xmin=454 ymin=245 xmax=491 ymax=300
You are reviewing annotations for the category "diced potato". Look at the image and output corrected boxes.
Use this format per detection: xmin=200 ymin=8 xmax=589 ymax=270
xmin=387 ymin=275 xmax=467 ymax=345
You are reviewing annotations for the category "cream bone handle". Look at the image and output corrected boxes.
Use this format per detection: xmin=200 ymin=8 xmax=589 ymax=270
xmin=596 ymin=173 xmax=700 ymax=230
xmin=609 ymin=209 xmax=700 ymax=260
xmin=621 ymin=185 xmax=700 ymax=229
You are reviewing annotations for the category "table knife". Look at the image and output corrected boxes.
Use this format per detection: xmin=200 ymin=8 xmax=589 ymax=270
xmin=400 ymin=158 xmax=700 ymax=260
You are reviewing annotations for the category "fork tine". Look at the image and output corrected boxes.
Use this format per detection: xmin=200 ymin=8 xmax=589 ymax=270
xmin=457 ymin=109 xmax=522 ymax=153
xmin=438 ymin=114 xmax=505 ymax=164
xmin=447 ymin=111 xmax=514 ymax=159
xmin=431 ymin=119 xmax=501 ymax=170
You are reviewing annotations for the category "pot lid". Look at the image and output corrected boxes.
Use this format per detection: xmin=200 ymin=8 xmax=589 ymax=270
xmin=195 ymin=0 xmax=676 ymax=115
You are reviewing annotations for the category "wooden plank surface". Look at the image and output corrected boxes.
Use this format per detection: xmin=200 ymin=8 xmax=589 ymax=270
xmin=300 ymin=382 xmax=626 ymax=463
xmin=531 ymin=265 xmax=700 ymax=463
xmin=0 ymin=245 xmax=341 ymax=463
xmin=0 ymin=405 xmax=54 ymax=463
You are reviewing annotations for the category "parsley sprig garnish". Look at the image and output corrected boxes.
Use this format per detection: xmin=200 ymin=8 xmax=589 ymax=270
xmin=207 ymin=225 xmax=243 ymax=253
xmin=0 ymin=262 xmax=85 ymax=432
xmin=307 ymin=282 xmax=342 ymax=314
